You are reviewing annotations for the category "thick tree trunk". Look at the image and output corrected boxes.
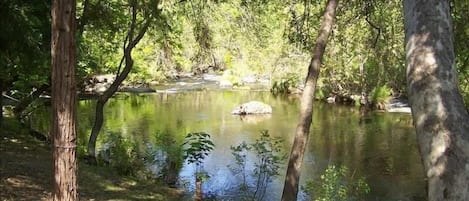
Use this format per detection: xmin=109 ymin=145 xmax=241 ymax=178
xmin=0 ymin=82 xmax=6 ymax=127
xmin=51 ymin=0 xmax=78 ymax=200
xmin=404 ymin=0 xmax=469 ymax=200
xmin=86 ymin=3 xmax=151 ymax=163
xmin=281 ymin=0 xmax=338 ymax=200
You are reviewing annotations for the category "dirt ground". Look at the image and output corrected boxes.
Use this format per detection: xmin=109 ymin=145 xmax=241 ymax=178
xmin=0 ymin=119 xmax=184 ymax=201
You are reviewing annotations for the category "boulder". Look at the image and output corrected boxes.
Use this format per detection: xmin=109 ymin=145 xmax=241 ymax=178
xmin=231 ymin=101 xmax=272 ymax=115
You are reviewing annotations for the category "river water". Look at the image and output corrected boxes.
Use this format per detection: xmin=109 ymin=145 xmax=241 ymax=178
xmin=32 ymin=88 xmax=426 ymax=200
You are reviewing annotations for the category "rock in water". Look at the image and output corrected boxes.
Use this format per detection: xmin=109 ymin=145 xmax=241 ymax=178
xmin=231 ymin=101 xmax=272 ymax=115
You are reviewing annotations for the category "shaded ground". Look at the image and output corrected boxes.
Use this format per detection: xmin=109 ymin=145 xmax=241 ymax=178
xmin=0 ymin=119 xmax=183 ymax=201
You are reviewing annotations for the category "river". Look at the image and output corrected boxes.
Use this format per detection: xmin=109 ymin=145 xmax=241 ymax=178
xmin=31 ymin=88 xmax=426 ymax=201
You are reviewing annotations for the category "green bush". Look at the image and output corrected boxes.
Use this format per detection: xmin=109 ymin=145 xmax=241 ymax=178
xmin=303 ymin=165 xmax=370 ymax=201
xmin=99 ymin=134 xmax=146 ymax=176
xmin=370 ymin=85 xmax=392 ymax=109
xmin=271 ymin=73 xmax=300 ymax=95
xmin=153 ymin=130 xmax=184 ymax=184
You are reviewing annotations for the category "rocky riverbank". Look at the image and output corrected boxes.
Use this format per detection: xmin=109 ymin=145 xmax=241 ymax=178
xmin=81 ymin=73 xmax=411 ymax=114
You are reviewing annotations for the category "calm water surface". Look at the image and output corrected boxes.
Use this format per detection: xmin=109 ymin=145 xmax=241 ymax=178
xmin=33 ymin=89 xmax=426 ymax=200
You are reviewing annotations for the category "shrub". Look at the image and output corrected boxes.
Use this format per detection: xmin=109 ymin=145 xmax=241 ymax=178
xmin=271 ymin=73 xmax=300 ymax=95
xmin=229 ymin=130 xmax=286 ymax=200
xmin=303 ymin=165 xmax=370 ymax=201
xmin=370 ymin=85 xmax=392 ymax=110
xmin=98 ymin=134 xmax=146 ymax=176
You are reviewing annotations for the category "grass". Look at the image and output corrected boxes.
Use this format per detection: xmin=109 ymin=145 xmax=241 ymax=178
xmin=0 ymin=118 xmax=184 ymax=201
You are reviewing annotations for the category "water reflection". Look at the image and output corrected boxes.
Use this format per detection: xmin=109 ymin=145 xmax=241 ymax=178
xmin=31 ymin=91 xmax=425 ymax=200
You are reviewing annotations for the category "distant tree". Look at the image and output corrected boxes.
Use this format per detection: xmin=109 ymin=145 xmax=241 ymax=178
xmin=281 ymin=0 xmax=338 ymax=200
xmin=404 ymin=0 xmax=469 ymax=200
xmin=51 ymin=0 xmax=78 ymax=200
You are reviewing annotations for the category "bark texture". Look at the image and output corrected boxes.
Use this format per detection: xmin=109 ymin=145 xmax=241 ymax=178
xmin=51 ymin=0 xmax=78 ymax=200
xmin=281 ymin=0 xmax=338 ymax=200
xmin=195 ymin=178 xmax=202 ymax=201
xmin=86 ymin=3 xmax=152 ymax=163
xmin=404 ymin=0 xmax=469 ymax=200
xmin=0 ymin=88 xmax=4 ymax=127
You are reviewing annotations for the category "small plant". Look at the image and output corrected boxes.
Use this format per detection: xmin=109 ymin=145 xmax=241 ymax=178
xmin=370 ymin=85 xmax=392 ymax=110
xmin=229 ymin=130 xmax=286 ymax=201
xmin=303 ymin=165 xmax=370 ymax=201
xmin=183 ymin=132 xmax=215 ymax=166
xmin=230 ymin=141 xmax=251 ymax=197
xmin=182 ymin=132 xmax=215 ymax=201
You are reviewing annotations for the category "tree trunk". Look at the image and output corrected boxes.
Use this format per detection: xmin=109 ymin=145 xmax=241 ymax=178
xmin=404 ymin=0 xmax=469 ymax=200
xmin=51 ymin=0 xmax=78 ymax=200
xmin=0 ymin=90 xmax=3 ymax=127
xmin=281 ymin=0 xmax=338 ymax=200
xmin=195 ymin=177 xmax=203 ymax=201
xmin=0 ymin=81 xmax=6 ymax=127
xmin=165 ymin=159 xmax=179 ymax=186
xmin=86 ymin=98 xmax=105 ymax=164
xmin=86 ymin=3 xmax=152 ymax=163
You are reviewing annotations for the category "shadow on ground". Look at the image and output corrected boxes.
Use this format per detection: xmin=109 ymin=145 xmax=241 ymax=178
xmin=0 ymin=118 xmax=183 ymax=201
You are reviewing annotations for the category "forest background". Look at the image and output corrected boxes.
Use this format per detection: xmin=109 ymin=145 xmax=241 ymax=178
xmin=2 ymin=0 xmax=468 ymax=108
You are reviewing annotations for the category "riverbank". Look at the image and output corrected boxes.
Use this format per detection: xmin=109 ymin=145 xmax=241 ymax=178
xmin=81 ymin=73 xmax=412 ymax=114
xmin=0 ymin=118 xmax=183 ymax=201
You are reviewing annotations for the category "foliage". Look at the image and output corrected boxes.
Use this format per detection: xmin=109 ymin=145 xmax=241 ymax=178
xmin=271 ymin=73 xmax=301 ymax=95
xmin=285 ymin=0 xmax=406 ymax=98
xmin=183 ymin=131 xmax=215 ymax=182
xmin=229 ymin=130 xmax=286 ymax=200
xmin=76 ymin=0 xmax=127 ymax=81
xmin=303 ymin=165 xmax=370 ymax=201
xmin=0 ymin=0 xmax=418 ymax=109
xmin=183 ymin=132 xmax=215 ymax=166
xmin=152 ymin=129 xmax=184 ymax=183
xmin=453 ymin=0 xmax=469 ymax=106
xmin=230 ymin=141 xmax=251 ymax=194
xmin=0 ymin=0 xmax=50 ymax=96
xmin=370 ymin=85 xmax=392 ymax=109
xmin=98 ymin=133 xmax=146 ymax=176
xmin=156 ymin=130 xmax=184 ymax=165
xmin=5 ymin=0 xmax=469 ymax=110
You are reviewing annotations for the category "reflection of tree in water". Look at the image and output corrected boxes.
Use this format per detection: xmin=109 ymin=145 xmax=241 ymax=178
xmin=238 ymin=114 xmax=272 ymax=124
